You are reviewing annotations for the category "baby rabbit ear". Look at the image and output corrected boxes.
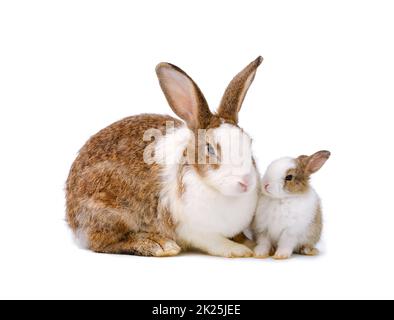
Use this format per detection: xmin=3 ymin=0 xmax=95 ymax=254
xmin=304 ymin=150 xmax=331 ymax=175
xmin=217 ymin=56 xmax=263 ymax=123
xmin=156 ymin=62 xmax=212 ymax=130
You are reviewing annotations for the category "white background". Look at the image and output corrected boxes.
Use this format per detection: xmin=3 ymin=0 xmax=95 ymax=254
xmin=1 ymin=0 xmax=393 ymax=300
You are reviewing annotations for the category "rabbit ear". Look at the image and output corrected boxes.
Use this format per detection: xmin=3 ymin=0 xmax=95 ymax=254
xmin=302 ymin=150 xmax=331 ymax=175
xmin=156 ymin=63 xmax=212 ymax=130
xmin=217 ymin=56 xmax=263 ymax=123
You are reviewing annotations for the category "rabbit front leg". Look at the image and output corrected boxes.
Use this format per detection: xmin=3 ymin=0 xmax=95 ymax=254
xmin=204 ymin=235 xmax=254 ymax=258
xmin=273 ymin=231 xmax=298 ymax=260
xmin=254 ymin=231 xmax=272 ymax=259
xmin=182 ymin=230 xmax=253 ymax=258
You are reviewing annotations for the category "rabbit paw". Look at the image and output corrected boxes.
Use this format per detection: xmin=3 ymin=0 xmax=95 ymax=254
xmin=254 ymin=245 xmax=271 ymax=259
xmin=214 ymin=243 xmax=253 ymax=258
xmin=154 ymin=240 xmax=181 ymax=257
xmin=273 ymin=249 xmax=292 ymax=260
xmin=228 ymin=244 xmax=253 ymax=258
xmin=299 ymin=247 xmax=319 ymax=256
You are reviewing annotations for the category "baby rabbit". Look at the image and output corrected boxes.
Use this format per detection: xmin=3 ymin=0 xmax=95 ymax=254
xmin=253 ymin=150 xmax=330 ymax=260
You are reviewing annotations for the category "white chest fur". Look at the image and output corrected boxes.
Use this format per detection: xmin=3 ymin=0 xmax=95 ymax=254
xmin=255 ymin=189 xmax=319 ymax=242
xmin=177 ymin=170 xmax=258 ymax=238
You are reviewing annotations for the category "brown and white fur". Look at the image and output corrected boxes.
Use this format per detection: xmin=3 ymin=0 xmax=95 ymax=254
xmin=253 ymin=150 xmax=330 ymax=260
xmin=66 ymin=57 xmax=263 ymax=257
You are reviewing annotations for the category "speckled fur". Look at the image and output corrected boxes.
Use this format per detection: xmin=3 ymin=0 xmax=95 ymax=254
xmin=66 ymin=115 xmax=181 ymax=254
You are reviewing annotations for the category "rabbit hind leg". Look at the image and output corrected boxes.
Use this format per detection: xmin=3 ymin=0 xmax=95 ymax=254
xmin=73 ymin=203 xmax=180 ymax=257
xmin=87 ymin=228 xmax=181 ymax=257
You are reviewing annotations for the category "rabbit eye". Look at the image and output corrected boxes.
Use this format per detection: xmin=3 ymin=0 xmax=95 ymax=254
xmin=207 ymin=143 xmax=216 ymax=156
xmin=285 ymin=175 xmax=293 ymax=181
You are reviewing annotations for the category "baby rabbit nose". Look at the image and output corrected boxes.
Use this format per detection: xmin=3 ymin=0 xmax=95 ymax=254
xmin=264 ymin=183 xmax=269 ymax=191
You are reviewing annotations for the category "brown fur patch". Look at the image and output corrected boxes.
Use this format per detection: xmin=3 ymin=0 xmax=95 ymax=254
xmin=177 ymin=165 xmax=186 ymax=197
xmin=187 ymin=119 xmax=222 ymax=177
xmin=218 ymin=56 xmax=263 ymax=123
xmin=302 ymin=205 xmax=323 ymax=249
xmin=232 ymin=233 xmax=247 ymax=243
xmin=283 ymin=166 xmax=310 ymax=194
xmin=284 ymin=151 xmax=330 ymax=194
xmin=232 ymin=234 xmax=256 ymax=250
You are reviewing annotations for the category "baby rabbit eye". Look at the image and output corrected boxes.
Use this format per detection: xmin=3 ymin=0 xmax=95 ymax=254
xmin=207 ymin=143 xmax=216 ymax=156
xmin=285 ymin=175 xmax=293 ymax=181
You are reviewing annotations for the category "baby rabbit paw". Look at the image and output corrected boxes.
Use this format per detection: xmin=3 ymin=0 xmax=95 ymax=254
xmin=273 ymin=249 xmax=292 ymax=260
xmin=254 ymin=245 xmax=271 ymax=259
xmin=299 ymin=246 xmax=319 ymax=256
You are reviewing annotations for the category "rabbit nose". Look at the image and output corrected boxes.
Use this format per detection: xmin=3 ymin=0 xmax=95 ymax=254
xmin=241 ymin=174 xmax=251 ymax=185
xmin=238 ymin=175 xmax=251 ymax=192
xmin=264 ymin=183 xmax=270 ymax=191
